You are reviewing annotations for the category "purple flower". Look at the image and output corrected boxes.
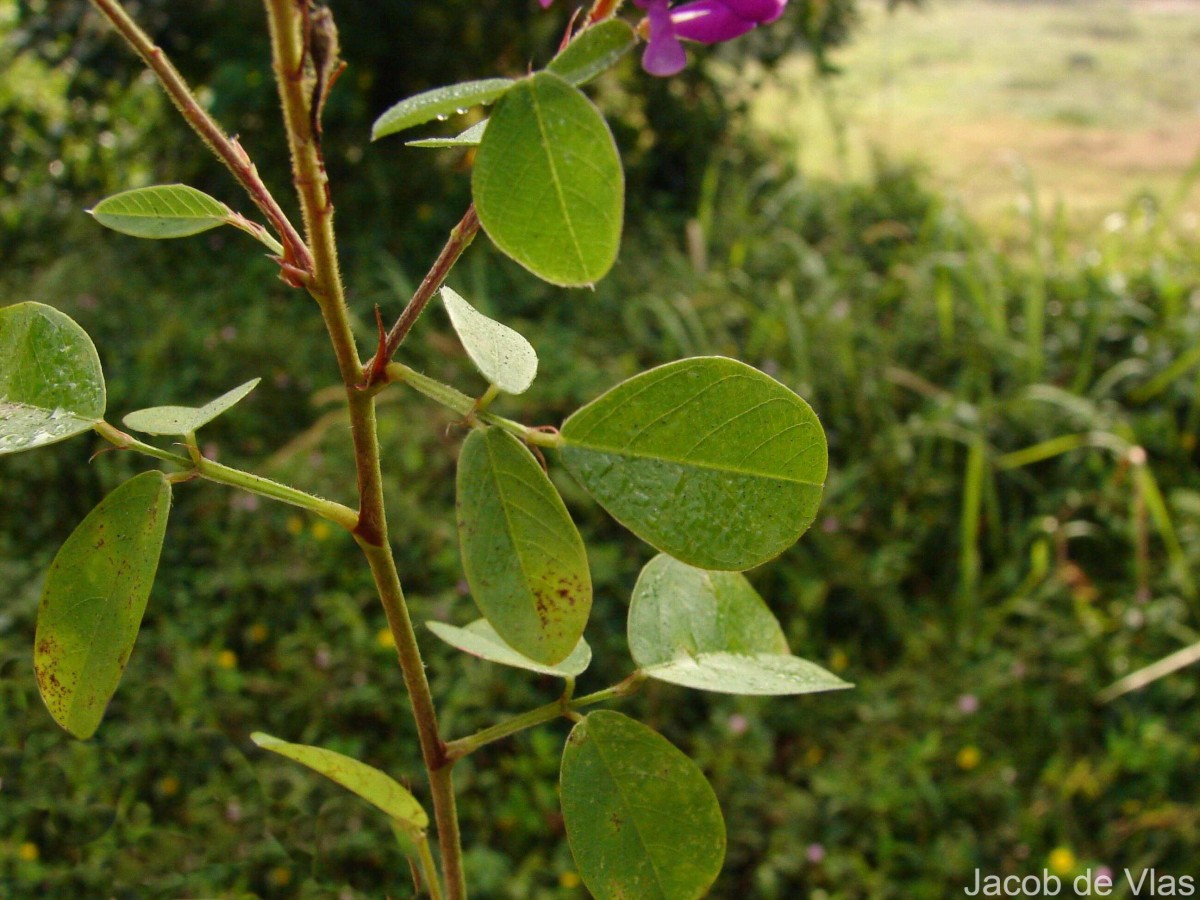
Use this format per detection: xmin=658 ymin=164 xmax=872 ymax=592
xmin=539 ymin=1 xmax=788 ymax=76
xmin=640 ymin=0 xmax=687 ymax=76
xmin=634 ymin=0 xmax=788 ymax=76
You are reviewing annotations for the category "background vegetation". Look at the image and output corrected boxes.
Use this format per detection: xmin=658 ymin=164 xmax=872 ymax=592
xmin=2 ymin=0 xmax=1199 ymax=897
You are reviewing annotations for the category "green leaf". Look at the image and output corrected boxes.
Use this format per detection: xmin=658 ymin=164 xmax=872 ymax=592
xmin=639 ymin=652 xmax=851 ymax=695
xmin=630 ymin=554 xmax=788 ymax=658
xmin=547 ymin=20 xmax=637 ymax=86
xmin=406 ymin=119 xmax=488 ymax=149
xmin=560 ymin=356 xmax=828 ymax=571
xmin=0 ymin=302 xmax=106 ymax=455
xmin=457 ymin=427 xmax=592 ymax=665
xmin=472 ymin=71 xmax=623 ymax=287
xmin=371 ymin=78 xmax=514 ymax=140
xmin=441 ymin=287 xmax=538 ymax=395
xmin=629 ymin=555 xmax=852 ymax=695
xmin=89 ymin=184 xmax=229 ymax=239
xmin=389 ymin=819 xmax=421 ymax=858
xmin=427 ymin=618 xmax=591 ymax=677
xmin=250 ymin=732 xmax=428 ymax=835
xmin=560 ymin=711 xmax=725 ymax=900
xmin=34 ymin=471 xmax=172 ymax=739
xmin=122 ymin=378 xmax=261 ymax=436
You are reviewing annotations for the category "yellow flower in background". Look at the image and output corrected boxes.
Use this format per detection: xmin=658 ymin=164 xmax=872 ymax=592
xmin=310 ymin=520 xmax=332 ymax=541
xmin=18 ymin=842 xmax=39 ymax=862
xmin=559 ymin=872 xmax=581 ymax=889
xmin=157 ymin=776 xmax=181 ymax=797
xmin=829 ymin=649 xmax=849 ymax=673
xmin=268 ymin=866 xmax=292 ymax=887
xmin=804 ymin=745 xmax=825 ymax=767
xmin=377 ymin=627 xmax=396 ymax=649
xmin=216 ymin=650 xmax=238 ymax=670
xmin=247 ymin=623 xmax=269 ymax=644
xmin=285 ymin=515 xmax=304 ymax=535
xmin=1048 ymin=847 xmax=1077 ymax=877
xmin=956 ymin=745 xmax=981 ymax=770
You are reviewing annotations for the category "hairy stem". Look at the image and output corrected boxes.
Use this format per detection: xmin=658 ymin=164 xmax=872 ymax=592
xmin=386 ymin=363 xmax=564 ymax=448
xmin=365 ymin=206 xmax=480 ymax=385
xmin=262 ymin=2 xmax=465 ymax=895
xmin=89 ymin=0 xmax=311 ymax=275
xmin=94 ymin=422 xmax=359 ymax=528
xmin=416 ymin=834 xmax=446 ymax=900
xmin=360 ymin=542 xmax=463 ymax=897
xmin=224 ymin=211 xmax=287 ymax=255
xmin=444 ymin=673 xmax=646 ymax=761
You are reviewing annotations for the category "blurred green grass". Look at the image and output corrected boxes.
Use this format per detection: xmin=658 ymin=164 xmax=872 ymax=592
xmin=744 ymin=0 xmax=1200 ymax=230
xmin=4 ymin=2 xmax=1200 ymax=897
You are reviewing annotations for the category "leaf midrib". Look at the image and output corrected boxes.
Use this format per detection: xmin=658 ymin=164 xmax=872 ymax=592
xmin=588 ymin=725 xmax=672 ymax=899
xmin=563 ymin=440 xmax=825 ymax=486
xmin=527 ymin=76 xmax=589 ymax=280
xmin=483 ymin=433 xmax=577 ymax=652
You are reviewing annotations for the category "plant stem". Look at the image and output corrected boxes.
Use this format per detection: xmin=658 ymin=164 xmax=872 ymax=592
xmin=444 ymin=673 xmax=646 ymax=761
xmin=359 ymin=541 xmax=464 ymax=897
xmin=224 ymin=211 xmax=287 ymax=256
xmin=386 ymin=363 xmax=564 ymax=448
xmin=364 ymin=205 xmax=480 ymax=385
xmin=89 ymin=0 xmax=311 ymax=275
xmin=94 ymin=422 xmax=359 ymax=529
xmin=417 ymin=834 xmax=445 ymax=900
xmin=262 ymin=2 xmax=465 ymax=895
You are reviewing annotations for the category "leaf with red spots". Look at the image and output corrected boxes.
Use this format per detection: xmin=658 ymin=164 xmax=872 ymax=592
xmin=456 ymin=427 xmax=591 ymax=665
xmin=560 ymin=711 xmax=725 ymax=899
xmin=34 ymin=471 xmax=172 ymax=739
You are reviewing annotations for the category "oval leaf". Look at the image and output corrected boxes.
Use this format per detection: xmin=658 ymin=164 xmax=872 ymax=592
xmin=639 ymin=652 xmax=851 ymax=695
xmin=407 ymin=119 xmax=488 ymax=149
xmin=122 ymin=378 xmax=261 ymax=436
xmin=372 ymin=78 xmax=514 ymax=141
xmin=472 ymin=71 xmax=623 ymax=287
xmin=561 ymin=711 xmax=725 ymax=900
xmin=89 ymin=184 xmax=229 ymax=239
xmin=441 ymin=287 xmax=538 ymax=395
xmin=427 ymin=618 xmax=591 ymax=677
xmin=547 ymin=19 xmax=637 ymax=86
xmin=629 ymin=555 xmax=851 ymax=695
xmin=250 ymin=732 xmax=428 ymax=834
xmin=0 ymin=302 xmax=105 ymax=455
xmin=457 ymin=427 xmax=592 ymax=665
xmin=34 ymin=471 xmax=172 ymax=739
xmin=630 ymin=554 xmax=788 ymax=660
xmin=560 ymin=356 xmax=828 ymax=571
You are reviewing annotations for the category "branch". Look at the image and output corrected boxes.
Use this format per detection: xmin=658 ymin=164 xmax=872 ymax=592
xmin=262 ymin=2 xmax=466 ymax=896
xmin=89 ymin=0 xmax=313 ymax=278
xmin=386 ymin=362 xmax=564 ymax=448
xmin=364 ymin=205 xmax=481 ymax=387
xmin=444 ymin=673 xmax=646 ymax=761
xmin=93 ymin=422 xmax=358 ymax=529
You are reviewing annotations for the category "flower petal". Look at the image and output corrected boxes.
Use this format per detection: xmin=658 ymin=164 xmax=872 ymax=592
xmin=643 ymin=2 xmax=688 ymax=75
xmin=723 ymin=0 xmax=788 ymax=24
xmin=670 ymin=1 xmax=756 ymax=44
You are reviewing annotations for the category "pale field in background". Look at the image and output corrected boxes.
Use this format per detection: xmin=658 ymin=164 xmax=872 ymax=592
xmin=746 ymin=0 xmax=1200 ymax=232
